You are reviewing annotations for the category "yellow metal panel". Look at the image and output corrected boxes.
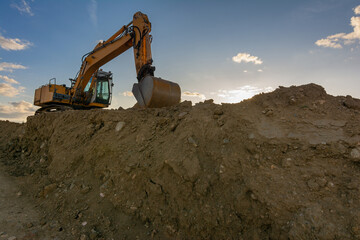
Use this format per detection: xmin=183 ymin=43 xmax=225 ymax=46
xmin=40 ymin=86 xmax=54 ymax=104
xmin=34 ymin=88 xmax=41 ymax=105
xmin=54 ymin=85 xmax=67 ymax=94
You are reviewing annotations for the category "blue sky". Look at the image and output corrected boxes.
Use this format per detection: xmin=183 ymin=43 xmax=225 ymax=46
xmin=0 ymin=0 xmax=359 ymax=122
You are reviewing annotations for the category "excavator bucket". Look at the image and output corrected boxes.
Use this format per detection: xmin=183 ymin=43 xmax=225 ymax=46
xmin=132 ymin=76 xmax=181 ymax=108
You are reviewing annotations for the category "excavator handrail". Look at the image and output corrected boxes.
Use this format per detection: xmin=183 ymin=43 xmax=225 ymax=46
xmin=48 ymin=78 xmax=56 ymax=86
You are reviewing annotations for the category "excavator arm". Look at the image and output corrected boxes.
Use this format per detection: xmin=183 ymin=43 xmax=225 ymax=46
xmin=33 ymin=11 xmax=180 ymax=113
xmin=71 ymin=11 xmax=180 ymax=107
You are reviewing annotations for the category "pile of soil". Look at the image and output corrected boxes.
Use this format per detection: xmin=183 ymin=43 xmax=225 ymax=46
xmin=1 ymin=83 xmax=360 ymax=239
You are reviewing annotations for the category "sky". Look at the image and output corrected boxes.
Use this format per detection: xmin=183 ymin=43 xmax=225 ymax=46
xmin=0 ymin=0 xmax=359 ymax=122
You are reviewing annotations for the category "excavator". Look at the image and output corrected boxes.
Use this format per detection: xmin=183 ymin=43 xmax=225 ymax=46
xmin=33 ymin=12 xmax=181 ymax=114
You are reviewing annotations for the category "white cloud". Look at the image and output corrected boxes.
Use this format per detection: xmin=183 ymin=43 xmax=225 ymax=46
xmin=0 ymin=75 xmax=19 ymax=84
xmin=344 ymin=16 xmax=360 ymax=39
xmin=122 ymin=91 xmax=133 ymax=97
xmin=0 ymin=100 xmax=37 ymax=122
xmin=0 ymin=83 xmax=25 ymax=97
xmin=88 ymin=0 xmax=98 ymax=27
xmin=315 ymin=38 xmax=343 ymax=48
xmin=0 ymin=62 xmax=27 ymax=72
xmin=315 ymin=6 xmax=360 ymax=49
xmin=243 ymin=70 xmax=248 ymax=73
xmin=354 ymin=5 xmax=360 ymax=15
xmin=232 ymin=53 xmax=263 ymax=65
xmin=0 ymin=34 xmax=32 ymax=51
xmin=213 ymin=85 xmax=273 ymax=103
xmin=182 ymin=91 xmax=206 ymax=100
xmin=11 ymin=0 xmax=34 ymax=16
xmin=328 ymin=33 xmax=347 ymax=39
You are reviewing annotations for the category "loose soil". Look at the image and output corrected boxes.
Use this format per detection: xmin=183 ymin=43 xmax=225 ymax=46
xmin=1 ymin=83 xmax=360 ymax=239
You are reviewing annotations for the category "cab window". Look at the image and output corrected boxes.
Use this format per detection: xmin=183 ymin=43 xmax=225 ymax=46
xmin=95 ymin=80 xmax=110 ymax=104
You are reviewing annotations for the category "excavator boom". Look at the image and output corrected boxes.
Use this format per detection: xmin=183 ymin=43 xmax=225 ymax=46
xmin=34 ymin=12 xmax=180 ymax=113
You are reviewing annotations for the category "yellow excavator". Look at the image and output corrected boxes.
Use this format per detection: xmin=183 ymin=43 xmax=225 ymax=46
xmin=33 ymin=12 xmax=181 ymax=114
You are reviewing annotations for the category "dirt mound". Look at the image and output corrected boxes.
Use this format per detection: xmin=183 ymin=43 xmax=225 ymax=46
xmin=1 ymin=83 xmax=360 ymax=239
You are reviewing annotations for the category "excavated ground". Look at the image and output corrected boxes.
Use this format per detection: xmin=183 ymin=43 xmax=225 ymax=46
xmin=1 ymin=83 xmax=360 ymax=239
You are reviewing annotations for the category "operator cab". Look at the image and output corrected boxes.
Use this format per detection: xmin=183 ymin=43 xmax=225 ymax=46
xmin=90 ymin=70 xmax=113 ymax=105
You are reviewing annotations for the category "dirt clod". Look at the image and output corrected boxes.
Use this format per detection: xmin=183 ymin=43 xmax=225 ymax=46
xmin=351 ymin=148 xmax=360 ymax=160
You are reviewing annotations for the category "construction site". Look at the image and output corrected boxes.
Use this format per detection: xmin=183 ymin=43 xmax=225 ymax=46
xmin=1 ymin=1 xmax=360 ymax=239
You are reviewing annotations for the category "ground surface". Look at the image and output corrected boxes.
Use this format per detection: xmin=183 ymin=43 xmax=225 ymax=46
xmin=0 ymin=163 xmax=39 ymax=239
xmin=1 ymin=83 xmax=360 ymax=239
xmin=0 ymin=142 xmax=67 ymax=240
